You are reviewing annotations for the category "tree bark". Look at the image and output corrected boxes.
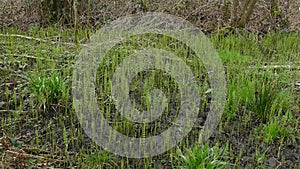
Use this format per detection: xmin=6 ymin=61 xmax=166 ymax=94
xmin=238 ymin=0 xmax=258 ymax=28
xmin=74 ymin=0 xmax=79 ymax=45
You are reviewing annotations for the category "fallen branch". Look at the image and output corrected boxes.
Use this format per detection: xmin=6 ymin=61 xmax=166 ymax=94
xmin=0 ymin=33 xmax=85 ymax=47
xmin=20 ymin=54 xmax=61 ymax=63
xmin=5 ymin=150 xmax=64 ymax=163
xmin=2 ymin=53 xmax=72 ymax=63
xmin=20 ymin=55 xmax=66 ymax=63
xmin=0 ymin=33 xmax=49 ymax=43
xmin=0 ymin=110 xmax=28 ymax=113
xmin=249 ymin=65 xmax=300 ymax=71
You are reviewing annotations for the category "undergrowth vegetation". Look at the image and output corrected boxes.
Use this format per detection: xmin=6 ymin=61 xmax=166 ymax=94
xmin=0 ymin=26 xmax=299 ymax=168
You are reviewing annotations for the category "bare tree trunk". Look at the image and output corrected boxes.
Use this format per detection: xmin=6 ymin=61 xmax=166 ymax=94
xmin=87 ymin=0 xmax=91 ymax=40
xmin=74 ymin=0 xmax=79 ymax=45
xmin=230 ymin=0 xmax=238 ymax=27
xmin=238 ymin=0 xmax=258 ymax=28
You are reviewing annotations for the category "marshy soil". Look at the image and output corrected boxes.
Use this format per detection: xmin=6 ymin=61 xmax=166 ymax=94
xmin=0 ymin=31 xmax=299 ymax=168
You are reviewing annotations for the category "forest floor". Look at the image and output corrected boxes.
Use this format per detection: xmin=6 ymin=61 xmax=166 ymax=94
xmin=0 ymin=27 xmax=299 ymax=168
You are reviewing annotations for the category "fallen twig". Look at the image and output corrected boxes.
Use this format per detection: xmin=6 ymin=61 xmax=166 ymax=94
xmin=248 ymin=65 xmax=300 ymax=71
xmin=0 ymin=110 xmax=28 ymax=113
xmin=0 ymin=33 xmax=84 ymax=47
xmin=5 ymin=150 xmax=64 ymax=163
xmin=2 ymin=53 xmax=72 ymax=63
